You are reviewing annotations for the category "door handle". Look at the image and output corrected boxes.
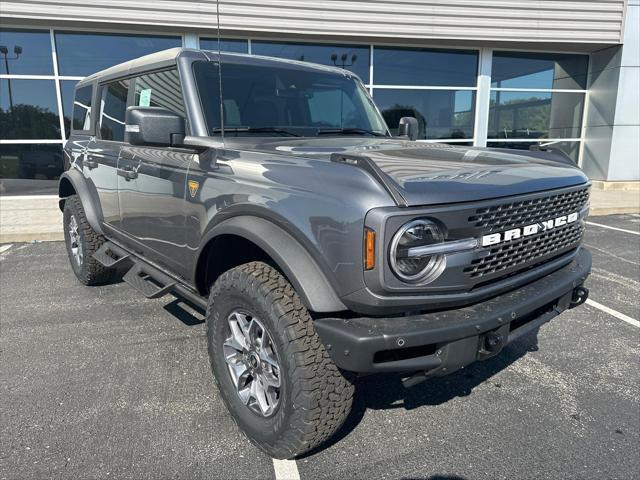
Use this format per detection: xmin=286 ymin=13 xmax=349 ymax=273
xmin=117 ymin=167 xmax=138 ymax=180
xmin=84 ymin=159 xmax=98 ymax=169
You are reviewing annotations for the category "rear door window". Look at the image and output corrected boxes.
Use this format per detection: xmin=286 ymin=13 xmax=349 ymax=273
xmin=98 ymin=79 xmax=130 ymax=141
xmin=72 ymin=85 xmax=93 ymax=132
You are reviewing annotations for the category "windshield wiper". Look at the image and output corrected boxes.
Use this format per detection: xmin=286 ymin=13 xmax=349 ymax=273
xmin=212 ymin=127 xmax=301 ymax=137
xmin=317 ymin=127 xmax=387 ymax=137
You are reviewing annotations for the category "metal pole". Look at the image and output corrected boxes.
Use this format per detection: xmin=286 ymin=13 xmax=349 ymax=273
xmin=3 ymin=53 xmax=14 ymax=113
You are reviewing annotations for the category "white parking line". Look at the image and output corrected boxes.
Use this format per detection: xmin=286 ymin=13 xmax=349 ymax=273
xmin=586 ymin=299 xmax=640 ymax=328
xmin=585 ymin=221 xmax=640 ymax=236
xmin=0 ymin=244 xmax=13 ymax=254
xmin=272 ymin=459 xmax=301 ymax=480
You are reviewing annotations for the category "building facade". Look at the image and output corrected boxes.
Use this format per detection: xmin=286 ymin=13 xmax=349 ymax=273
xmin=0 ymin=0 xmax=638 ymax=196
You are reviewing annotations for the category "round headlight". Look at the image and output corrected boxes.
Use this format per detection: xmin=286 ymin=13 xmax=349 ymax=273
xmin=390 ymin=219 xmax=446 ymax=284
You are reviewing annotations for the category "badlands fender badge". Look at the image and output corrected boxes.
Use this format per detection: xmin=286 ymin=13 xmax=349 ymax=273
xmin=481 ymin=212 xmax=579 ymax=247
xmin=188 ymin=180 xmax=200 ymax=198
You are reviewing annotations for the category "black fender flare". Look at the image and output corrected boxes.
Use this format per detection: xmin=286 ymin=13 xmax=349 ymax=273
xmin=201 ymin=216 xmax=347 ymax=313
xmin=58 ymin=169 xmax=105 ymax=235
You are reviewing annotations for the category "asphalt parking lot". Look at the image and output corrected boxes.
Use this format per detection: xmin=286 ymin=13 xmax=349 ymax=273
xmin=1 ymin=214 xmax=639 ymax=480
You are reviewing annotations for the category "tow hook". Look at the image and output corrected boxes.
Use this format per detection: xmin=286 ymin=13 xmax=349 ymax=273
xmin=570 ymin=285 xmax=589 ymax=308
xmin=484 ymin=331 xmax=504 ymax=353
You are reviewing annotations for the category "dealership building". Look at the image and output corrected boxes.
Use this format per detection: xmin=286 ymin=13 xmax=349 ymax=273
xmin=0 ymin=0 xmax=638 ymax=196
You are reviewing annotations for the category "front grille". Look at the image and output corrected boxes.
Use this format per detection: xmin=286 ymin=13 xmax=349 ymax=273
xmin=464 ymin=221 xmax=584 ymax=279
xmin=469 ymin=187 xmax=590 ymax=233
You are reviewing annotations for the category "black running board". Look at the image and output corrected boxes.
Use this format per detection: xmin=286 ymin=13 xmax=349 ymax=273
xmin=93 ymin=241 xmax=207 ymax=310
xmin=93 ymin=242 xmax=131 ymax=268
xmin=123 ymin=263 xmax=177 ymax=299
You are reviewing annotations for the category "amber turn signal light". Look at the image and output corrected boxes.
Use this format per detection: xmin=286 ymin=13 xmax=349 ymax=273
xmin=364 ymin=228 xmax=376 ymax=270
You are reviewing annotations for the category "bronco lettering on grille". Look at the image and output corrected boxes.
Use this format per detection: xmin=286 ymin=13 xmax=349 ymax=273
xmin=481 ymin=212 xmax=579 ymax=247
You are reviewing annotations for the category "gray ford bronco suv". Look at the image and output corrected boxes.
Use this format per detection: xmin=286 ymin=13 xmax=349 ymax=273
xmin=60 ymin=48 xmax=592 ymax=458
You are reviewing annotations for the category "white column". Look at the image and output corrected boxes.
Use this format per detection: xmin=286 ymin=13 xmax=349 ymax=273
xmin=473 ymin=47 xmax=492 ymax=148
xmin=49 ymin=29 xmax=66 ymax=142
xmin=184 ymin=33 xmax=198 ymax=49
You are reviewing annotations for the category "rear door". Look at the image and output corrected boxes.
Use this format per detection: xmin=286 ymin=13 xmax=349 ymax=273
xmin=116 ymin=68 xmax=192 ymax=275
xmin=92 ymin=78 xmax=131 ymax=227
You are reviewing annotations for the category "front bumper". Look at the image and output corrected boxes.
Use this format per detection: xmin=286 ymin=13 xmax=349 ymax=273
xmin=314 ymin=247 xmax=591 ymax=375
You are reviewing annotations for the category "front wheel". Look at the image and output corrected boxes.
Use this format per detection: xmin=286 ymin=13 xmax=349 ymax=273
xmin=63 ymin=195 xmax=116 ymax=285
xmin=206 ymin=262 xmax=354 ymax=459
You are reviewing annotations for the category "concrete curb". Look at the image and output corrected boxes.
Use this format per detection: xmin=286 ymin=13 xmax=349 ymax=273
xmin=590 ymin=206 xmax=640 ymax=216
xmin=0 ymin=232 xmax=64 ymax=243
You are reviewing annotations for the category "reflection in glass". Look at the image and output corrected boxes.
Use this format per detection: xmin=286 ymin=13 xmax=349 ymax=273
xmin=491 ymin=51 xmax=588 ymax=90
xmin=193 ymin=61 xmax=387 ymax=136
xmin=487 ymin=140 xmax=580 ymax=163
xmin=0 ymin=29 xmax=54 ymax=75
xmin=488 ymin=91 xmax=584 ymax=139
xmin=0 ymin=79 xmax=60 ymax=139
xmin=373 ymin=47 xmax=478 ymax=87
xmin=133 ymin=69 xmax=185 ymax=116
xmin=55 ymin=32 xmax=181 ymax=76
xmin=373 ymin=89 xmax=475 ymax=140
xmin=200 ymin=38 xmax=249 ymax=53
xmin=0 ymin=144 xmax=64 ymax=195
xmin=72 ymin=85 xmax=93 ymax=131
xmin=251 ymin=41 xmax=370 ymax=83
xmin=99 ymin=80 xmax=130 ymax=141
xmin=60 ymin=80 xmax=80 ymax=138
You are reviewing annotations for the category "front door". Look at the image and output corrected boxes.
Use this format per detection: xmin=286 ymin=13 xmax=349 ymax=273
xmin=116 ymin=69 xmax=191 ymax=275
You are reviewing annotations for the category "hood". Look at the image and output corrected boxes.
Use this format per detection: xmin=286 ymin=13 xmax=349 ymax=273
xmin=225 ymin=137 xmax=589 ymax=206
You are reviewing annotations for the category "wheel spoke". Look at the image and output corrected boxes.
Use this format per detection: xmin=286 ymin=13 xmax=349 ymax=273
xmin=261 ymin=369 xmax=280 ymax=388
xmin=228 ymin=361 xmax=251 ymax=394
xmin=253 ymin=376 xmax=271 ymax=415
xmin=247 ymin=318 xmax=262 ymax=348
xmin=223 ymin=335 xmax=243 ymax=355
xmin=227 ymin=313 xmax=250 ymax=350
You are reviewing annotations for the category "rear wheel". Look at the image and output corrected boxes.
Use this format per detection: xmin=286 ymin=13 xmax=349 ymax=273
xmin=63 ymin=195 xmax=116 ymax=285
xmin=206 ymin=261 xmax=354 ymax=459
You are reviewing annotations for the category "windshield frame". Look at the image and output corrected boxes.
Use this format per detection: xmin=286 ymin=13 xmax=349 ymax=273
xmin=192 ymin=59 xmax=391 ymax=139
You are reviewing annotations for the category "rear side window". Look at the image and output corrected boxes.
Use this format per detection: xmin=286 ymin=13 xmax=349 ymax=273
xmin=99 ymin=79 xmax=130 ymax=141
xmin=72 ymin=85 xmax=93 ymax=132
xmin=133 ymin=69 xmax=185 ymax=117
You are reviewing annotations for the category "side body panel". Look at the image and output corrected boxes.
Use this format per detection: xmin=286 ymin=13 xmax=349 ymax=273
xmin=182 ymin=146 xmax=396 ymax=302
xmin=117 ymin=145 xmax=193 ymax=276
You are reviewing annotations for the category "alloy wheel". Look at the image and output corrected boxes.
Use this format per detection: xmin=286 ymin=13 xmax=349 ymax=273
xmin=223 ymin=310 xmax=281 ymax=417
xmin=68 ymin=214 xmax=83 ymax=266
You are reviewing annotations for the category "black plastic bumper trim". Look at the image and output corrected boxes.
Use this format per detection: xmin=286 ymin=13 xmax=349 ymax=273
xmin=315 ymin=248 xmax=591 ymax=374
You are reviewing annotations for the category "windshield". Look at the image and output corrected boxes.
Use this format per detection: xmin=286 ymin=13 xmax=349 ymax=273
xmin=193 ymin=60 xmax=389 ymax=137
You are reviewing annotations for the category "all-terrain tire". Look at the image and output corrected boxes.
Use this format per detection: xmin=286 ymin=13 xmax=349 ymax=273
xmin=63 ymin=194 xmax=116 ymax=285
xmin=206 ymin=261 xmax=354 ymax=459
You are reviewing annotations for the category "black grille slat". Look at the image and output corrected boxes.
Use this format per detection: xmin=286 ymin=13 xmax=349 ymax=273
xmin=464 ymin=222 xmax=584 ymax=279
xmin=469 ymin=188 xmax=590 ymax=233
xmin=463 ymin=186 xmax=590 ymax=281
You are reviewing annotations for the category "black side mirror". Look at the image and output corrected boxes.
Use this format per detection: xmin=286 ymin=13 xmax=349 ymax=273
xmin=125 ymin=106 xmax=185 ymax=147
xmin=398 ymin=116 xmax=419 ymax=141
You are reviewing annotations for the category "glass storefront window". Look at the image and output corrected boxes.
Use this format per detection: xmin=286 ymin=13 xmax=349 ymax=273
xmin=488 ymin=90 xmax=584 ymax=139
xmin=0 ymin=79 xmax=60 ymax=140
xmin=200 ymin=38 xmax=249 ymax=53
xmin=54 ymin=32 xmax=181 ymax=76
xmin=373 ymin=89 xmax=475 ymax=140
xmin=373 ymin=47 xmax=478 ymax=87
xmin=0 ymin=144 xmax=64 ymax=195
xmin=491 ymin=51 xmax=588 ymax=90
xmin=251 ymin=41 xmax=370 ymax=83
xmin=487 ymin=140 xmax=580 ymax=163
xmin=0 ymin=29 xmax=54 ymax=75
